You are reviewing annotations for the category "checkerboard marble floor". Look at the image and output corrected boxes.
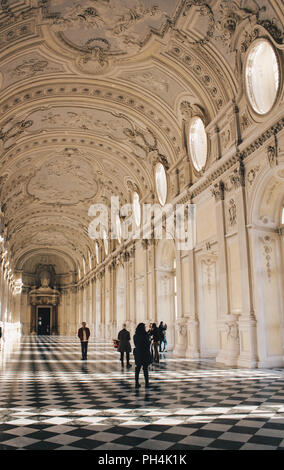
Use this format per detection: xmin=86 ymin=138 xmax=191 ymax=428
xmin=0 ymin=336 xmax=284 ymax=450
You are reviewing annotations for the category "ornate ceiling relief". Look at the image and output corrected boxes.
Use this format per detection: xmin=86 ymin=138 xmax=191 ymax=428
xmin=40 ymin=0 xmax=183 ymax=74
xmin=26 ymin=148 xmax=98 ymax=205
xmin=118 ymin=66 xmax=186 ymax=106
xmin=0 ymin=0 xmax=281 ymax=279
xmin=0 ymin=53 xmax=65 ymax=89
xmin=0 ymin=116 xmax=34 ymax=149
xmin=44 ymin=0 xmax=180 ymax=53
xmin=28 ymin=106 xmax=134 ymax=139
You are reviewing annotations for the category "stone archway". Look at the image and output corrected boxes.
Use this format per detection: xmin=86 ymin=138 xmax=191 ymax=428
xmin=156 ymin=239 xmax=176 ymax=351
xmin=250 ymin=165 xmax=284 ymax=367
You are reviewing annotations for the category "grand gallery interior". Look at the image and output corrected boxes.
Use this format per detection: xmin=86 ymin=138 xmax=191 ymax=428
xmin=0 ymin=0 xmax=283 ymax=452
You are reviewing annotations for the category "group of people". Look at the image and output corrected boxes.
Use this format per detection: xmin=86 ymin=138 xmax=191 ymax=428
xmin=77 ymin=320 xmax=168 ymax=388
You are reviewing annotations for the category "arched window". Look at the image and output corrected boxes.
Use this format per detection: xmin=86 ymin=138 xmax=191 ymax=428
xmin=133 ymin=191 xmax=141 ymax=226
xmin=245 ymin=39 xmax=279 ymax=115
xmin=281 ymin=206 xmax=284 ymax=225
xmin=88 ymin=251 xmax=92 ymax=270
xmin=188 ymin=116 xmax=207 ymax=172
xmin=155 ymin=162 xmax=167 ymax=206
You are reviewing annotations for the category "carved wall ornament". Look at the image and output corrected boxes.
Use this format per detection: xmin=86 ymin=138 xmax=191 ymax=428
xmin=240 ymin=113 xmax=251 ymax=132
xmin=211 ymin=181 xmax=225 ymax=201
xmin=178 ymin=323 xmax=187 ymax=337
xmin=259 ymin=18 xmax=284 ymax=44
xmin=267 ymin=145 xmax=278 ymax=168
xmin=225 ymin=320 xmax=239 ymax=342
xmin=240 ymin=27 xmax=260 ymax=53
xmin=228 ymin=199 xmax=237 ymax=226
xmin=247 ymin=165 xmax=260 ymax=187
xmin=180 ymin=101 xmax=205 ymax=121
xmin=262 ymin=235 xmax=273 ymax=282
xmin=215 ymin=0 xmax=266 ymax=49
xmin=220 ymin=127 xmax=231 ymax=150
xmin=229 ymin=162 xmax=245 ymax=189
xmin=201 ymin=257 xmax=216 ymax=293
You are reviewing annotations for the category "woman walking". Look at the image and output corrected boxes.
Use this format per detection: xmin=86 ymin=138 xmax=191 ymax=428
xmin=133 ymin=323 xmax=152 ymax=388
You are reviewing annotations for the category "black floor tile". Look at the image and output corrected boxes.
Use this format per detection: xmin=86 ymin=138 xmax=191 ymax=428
xmin=207 ymin=440 xmax=244 ymax=450
xmin=1 ymin=336 xmax=284 ymax=450
xmin=25 ymin=441 xmax=61 ymax=450
xmin=70 ymin=439 xmax=104 ymax=449
xmin=248 ymin=435 xmax=282 ymax=446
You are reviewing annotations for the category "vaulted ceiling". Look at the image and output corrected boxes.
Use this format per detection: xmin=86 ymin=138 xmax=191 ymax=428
xmin=0 ymin=0 xmax=279 ymax=277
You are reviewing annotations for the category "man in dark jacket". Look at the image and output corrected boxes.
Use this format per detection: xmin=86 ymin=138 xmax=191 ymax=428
xmin=78 ymin=322 xmax=90 ymax=360
xmin=118 ymin=324 xmax=132 ymax=368
xmin=133 ymin=323 xmax=152 ymax=388
xmin=158 ymin=321 xmax=167 ymax=352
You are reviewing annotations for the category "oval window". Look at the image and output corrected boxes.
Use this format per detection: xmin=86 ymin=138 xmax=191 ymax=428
xmin=245 ymin=39 xmax=279 ymax=115
xmin=155 ymin=163 xmax=167 ymax=206
xmin=133 ymin=191 xmax=141 ymax=226
xmin=188 ymin=117 xmax=207 ymax=172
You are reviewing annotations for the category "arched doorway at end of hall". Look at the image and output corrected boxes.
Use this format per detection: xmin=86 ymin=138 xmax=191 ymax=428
xmin=156 ymin=240 xmax=176 ymax=351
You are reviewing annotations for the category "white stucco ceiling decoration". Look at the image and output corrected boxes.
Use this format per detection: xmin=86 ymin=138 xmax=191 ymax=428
xmin=0 ymin=0 xmax=281 ymax=274
xmin=28 ymin=106 xmax=134 ymax=141
xmin=45 ymin=0 xmax=181 ymax=56
xmin=26 ymin=148 xmax=98 ymax=205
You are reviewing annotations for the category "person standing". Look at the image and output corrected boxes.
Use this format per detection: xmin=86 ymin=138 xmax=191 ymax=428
xmin=147 ymin=323 xmax=153 ymax=362
xmin=78 ymin=322 xmax=90 ymax=360
xmin=158 ymin=321 xmax=168 ymax=352
xmin=151 ymin=323 xmax=160 ymax=363
xmin=133 ymin=323 xmax=152 ymax=388
xmin=118 ymin=323 xmax=132 ymax=368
